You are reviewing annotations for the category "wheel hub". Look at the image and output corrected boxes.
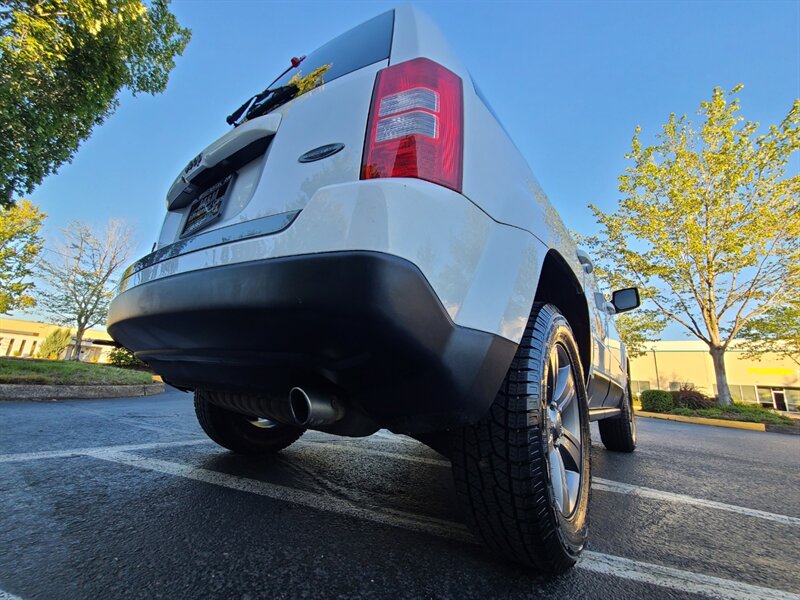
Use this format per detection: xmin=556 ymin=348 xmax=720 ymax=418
xmin=548 ymin=402 xmax=563 ymax=443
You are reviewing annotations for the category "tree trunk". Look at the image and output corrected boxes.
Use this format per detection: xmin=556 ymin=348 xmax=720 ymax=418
xmin=709 ymin=345 xmax=732 ymax=405
xmin=72 ymin=329 xmax=85 ymax=362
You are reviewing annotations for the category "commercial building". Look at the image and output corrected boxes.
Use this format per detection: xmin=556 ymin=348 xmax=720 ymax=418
xmin=629 ymin=340 xmax=799 ymax=413
xmin=0 ymin=317 xmax=116 ymax=363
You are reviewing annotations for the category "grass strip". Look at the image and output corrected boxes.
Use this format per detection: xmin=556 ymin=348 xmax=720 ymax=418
xmin=0 ymin=357 xmax=152 ymax=386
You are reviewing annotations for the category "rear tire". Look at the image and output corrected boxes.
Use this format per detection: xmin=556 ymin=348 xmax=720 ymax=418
xmin=450 ymin=303 xmax=591 ymax=574
xmin=194 ymin=390 xmax=304 ymax=455
xmin=598 ymin=377 xmax=637 ymax=452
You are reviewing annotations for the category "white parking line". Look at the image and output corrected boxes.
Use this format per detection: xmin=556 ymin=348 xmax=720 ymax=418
xmin=580 ymin=551 xmax=800 ymax=600
xmin=0 ymin=438 xmax=208 ymax=463
xmin=592 ymin=478 xmax=800 ymax=527
xmin=87 ymin=450 xmax=473 ymax=542
xmin=4 ymin=436 xmax=799 ymax=529
xmin=299 ymin=440 xmax=800 ymax=528
xmin=0 ymin=589 xmax=24 ymax=600
xmin=86 ymin=450 xmax=800 ymax=600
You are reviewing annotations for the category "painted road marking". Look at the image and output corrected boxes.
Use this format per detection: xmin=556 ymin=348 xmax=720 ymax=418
xmin=87 ymin=450 xmax=800 ymax=600
xmin=87 ymin=450 xmax=473 ymax=542
xmin=0 ymin=589 xmax=24 ymax=600
xmin=0 ymin=438 xmax=208 ymax=463
xmin=299 ymin=440 xmax=800 ymax=528
xmin=3 ymin=436 xmax=799 ymax=529
xmin=591 ymin=477 xmax=800 ymax=527
xmin=580 ymin=551 xmax=800 ymax=600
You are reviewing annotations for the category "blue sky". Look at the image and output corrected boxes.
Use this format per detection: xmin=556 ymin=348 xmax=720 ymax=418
xmin=21 ymin=0 xmax=800 ymax=336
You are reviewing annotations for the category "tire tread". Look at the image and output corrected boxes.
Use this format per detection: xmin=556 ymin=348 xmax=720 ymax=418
xmin=450 ymin=303 xmax=588 ymax=573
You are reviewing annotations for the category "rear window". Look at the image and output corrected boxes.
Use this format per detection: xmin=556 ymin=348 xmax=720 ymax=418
xmin=270 ymin=10 xmax=394 ymax=89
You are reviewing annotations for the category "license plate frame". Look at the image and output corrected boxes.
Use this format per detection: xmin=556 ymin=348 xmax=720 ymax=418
xmin=181 ymin=173 xmax=236 ymax=238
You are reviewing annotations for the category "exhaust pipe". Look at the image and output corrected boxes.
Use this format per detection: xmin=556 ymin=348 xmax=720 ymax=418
xmin=288 ymin=386 xmax=344 ymax=428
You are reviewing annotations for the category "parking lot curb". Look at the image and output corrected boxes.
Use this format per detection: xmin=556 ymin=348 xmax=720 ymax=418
xmin=635 ymin=410 xmax=800 ymax=434
xmin=0 ymin=382 xmax=165 ymax=401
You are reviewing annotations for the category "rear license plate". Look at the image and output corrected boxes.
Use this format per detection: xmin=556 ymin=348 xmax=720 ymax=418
xmin=181 ymin=174 xmax=235 ymax=237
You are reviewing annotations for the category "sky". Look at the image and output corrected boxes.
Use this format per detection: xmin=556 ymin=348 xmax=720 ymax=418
xmin=18 ymin=0 xmax=800 ymax=337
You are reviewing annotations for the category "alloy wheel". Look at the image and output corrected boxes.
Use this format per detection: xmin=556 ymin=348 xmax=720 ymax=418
xmin=546 ymin=342 xmax=584 ymax=517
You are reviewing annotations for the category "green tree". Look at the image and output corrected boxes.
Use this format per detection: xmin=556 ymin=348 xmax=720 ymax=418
xmin=0 ymin=199 xmax=45 ymax=312
xmin=613 ymin=311 xmax=666 ymax=359
xmin=585 ymin=86 xmax=799 ymax=405
xmin=574 ymin=234 xmax=667 ymax=358
xmin=0 ymin=0 xmax=190 ymax=207
xmin=37 ymin=326 xmax=72 ymax=359
xmin=738 ymin=303 xmax=800 ymax=367
xmin=38 ymin=219 xmax=133 ymax=360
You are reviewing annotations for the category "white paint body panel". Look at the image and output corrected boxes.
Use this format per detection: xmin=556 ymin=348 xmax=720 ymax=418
xmin=123 ymin=179 xmax=545 ymax=344
xmin=166 ymin=113 xmax=282 ymax=208
xmin=123 ymin=6 xmax=627 ymax=390
xmin=390 ymin=7 xmax=622 ymax=383
xmin=157 ymin=60 xmax=386 ymax=249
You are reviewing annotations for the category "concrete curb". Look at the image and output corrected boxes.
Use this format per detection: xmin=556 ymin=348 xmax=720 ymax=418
xmin=636 ymin=410 xmax=799 ymax=435
xmin=0 ymin=382 xmax=165 ymax=401
xmin=636 ymin=411 xmax=765 ymax=431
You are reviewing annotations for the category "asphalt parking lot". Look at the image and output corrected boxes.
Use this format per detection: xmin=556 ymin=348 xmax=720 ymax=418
xmin=1 ymin=387 xmax=798 ymax=600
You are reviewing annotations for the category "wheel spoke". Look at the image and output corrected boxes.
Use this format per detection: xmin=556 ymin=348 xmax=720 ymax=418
xmin=559 ymin=427 xmax=582 ymax=472
xmin=549 ymin=447 xmax=569 ymax=513
xmin=564 ymin=470 xmax=581 ymax=515
xmin=556 ymin=367 xmax=575 ymax=411
xmin=548 ymin=349 xmax=560 ymax=396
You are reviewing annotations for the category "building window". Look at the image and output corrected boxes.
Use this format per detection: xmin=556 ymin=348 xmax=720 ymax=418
xmin=756 ymin=387 xmax=773 ymax=409
xmin=5 ymin=339 xmax=14 ymax=356
xmin=755 ymin=387 xmax=794 ymax=412
xmin=740 ymin=385 xmax=758 ymax=404
xmin=631 ymin=380 xmax=651 ymax=395
xmin=785 ymin=389 xmax=800 ymax=413
xmin=18 ymin=340 xmax=26 ymax=356
xmin=725 ymin=384 xmax=759 ymax=404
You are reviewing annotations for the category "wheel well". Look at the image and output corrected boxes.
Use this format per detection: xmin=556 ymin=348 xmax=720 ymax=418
xmin=534 ymin=250 xmax=591 ymax=380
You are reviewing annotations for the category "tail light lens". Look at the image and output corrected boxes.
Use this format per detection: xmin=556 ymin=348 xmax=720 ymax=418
xmin=361 ymin=58 xmax=463 ymax=192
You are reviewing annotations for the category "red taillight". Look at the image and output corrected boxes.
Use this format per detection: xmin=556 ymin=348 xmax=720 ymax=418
xmin=361 ymin=58 xmax=463 ymax=193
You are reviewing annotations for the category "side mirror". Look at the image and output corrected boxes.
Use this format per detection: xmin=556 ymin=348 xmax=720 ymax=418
xmin=611 ymin=287 xmax=640 ymax=313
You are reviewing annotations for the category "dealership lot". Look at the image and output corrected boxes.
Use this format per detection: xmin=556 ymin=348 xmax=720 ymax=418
xmin=1 ymin=388 xmax=798 ymax=599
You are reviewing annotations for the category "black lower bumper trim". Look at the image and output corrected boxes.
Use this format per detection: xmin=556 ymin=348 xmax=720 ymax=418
xmin=108 ymin=251 xmax=517 ymax=433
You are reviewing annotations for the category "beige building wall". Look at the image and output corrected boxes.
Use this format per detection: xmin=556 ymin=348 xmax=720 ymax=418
xmin=630 ymin=340 xmax=799 ymax=413
xmin=0 ymin=317 xmax=116 ymax=363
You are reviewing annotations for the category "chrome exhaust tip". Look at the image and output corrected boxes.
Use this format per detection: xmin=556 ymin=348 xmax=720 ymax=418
xmin=288 ymin=386 xmax=344 ymax=428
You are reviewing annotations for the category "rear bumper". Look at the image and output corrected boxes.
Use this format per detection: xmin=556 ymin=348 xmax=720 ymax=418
xmin=121 ymin=179 xmax=543 ymax=344
xmin=108 ymin=251 xmax=517 ymax=433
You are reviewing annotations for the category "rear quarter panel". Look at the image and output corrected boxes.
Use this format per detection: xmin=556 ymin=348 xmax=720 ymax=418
xmin=392 ymin=7 xmax=633 ymax=395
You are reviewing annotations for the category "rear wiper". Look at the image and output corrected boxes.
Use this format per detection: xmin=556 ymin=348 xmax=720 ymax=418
xmin=226 ymin=55 xmax=305 ymax=126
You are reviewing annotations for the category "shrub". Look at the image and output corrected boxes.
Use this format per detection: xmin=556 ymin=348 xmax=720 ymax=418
xmin=640 ymin=389 xmax=673 ymax=412
xmin=37 ymin=328 xmax=72 ymax=359
xmin=108 ymin=347 xmax=144 ymax=368
xmin=671 ymin=382 xmax=716 ymax=409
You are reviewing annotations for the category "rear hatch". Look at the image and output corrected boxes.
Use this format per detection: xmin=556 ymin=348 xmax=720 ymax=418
xmin=156 ymin=10 xmax=395 ymax=248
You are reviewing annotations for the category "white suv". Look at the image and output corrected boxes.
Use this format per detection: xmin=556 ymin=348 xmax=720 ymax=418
xmin=109 ymin=6 xmax=641 ymax=574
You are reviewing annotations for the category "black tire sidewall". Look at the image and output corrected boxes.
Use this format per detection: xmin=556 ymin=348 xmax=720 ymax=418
xmin=624 ymin=378 xmax=637 ymax=446
xmin=195 ymin=391 xmax=303 ymax=454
